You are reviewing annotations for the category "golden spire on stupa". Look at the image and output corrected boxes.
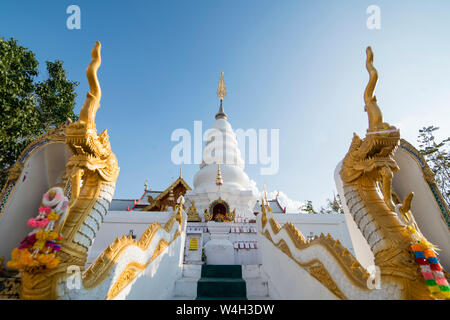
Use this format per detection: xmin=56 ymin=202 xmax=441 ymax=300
xmin=215 ymin=72 xmax=228 ymax=120
xmin=216 ymin=71 xmax=227 ymax=100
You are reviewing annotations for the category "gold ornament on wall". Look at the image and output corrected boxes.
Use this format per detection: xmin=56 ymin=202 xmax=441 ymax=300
xmin=187 ymin=201 xmax=201 ymax=222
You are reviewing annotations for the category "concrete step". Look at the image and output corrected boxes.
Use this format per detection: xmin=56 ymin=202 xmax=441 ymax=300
xmin=242 ymin=264 xmax=269 ymax=297
xmin=172 ymin=264 xmax=202 ymax=299
xmin=182 ymin=264 xmax=202 ymax=278
xmin=173 ymin=278 xmax=198 ymax=298
xmin=244 ymin=277 xmax=269 ymax=297
xmin=242 ymin=264 xmax=263 ymax=278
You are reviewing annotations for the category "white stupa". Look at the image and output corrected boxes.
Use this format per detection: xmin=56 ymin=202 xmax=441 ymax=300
xmin=185 ymin=72 xmax=258 ymax=220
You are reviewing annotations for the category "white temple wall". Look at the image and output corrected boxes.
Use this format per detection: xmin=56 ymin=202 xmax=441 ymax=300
xmin=393 ymin=147 xmax=450 ymax=270
xmin=59 ymin=211 xmax=186 ymax=300
xmin=114 ymin=234 xmax=185 ymax=300
xmin=258 ymin=236 xmax=338 ymax=300
xmin=273 ymin=213 xmax=355 ymax=256
xmin=0 ymin=142 xmax=70 ymax=262
xmin=87 ymin=210 xmax=173 ymax=265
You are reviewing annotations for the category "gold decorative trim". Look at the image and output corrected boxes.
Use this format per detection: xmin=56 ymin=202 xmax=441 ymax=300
xmin=263 ymin=223 xmax=347 ymax=299
xmin=83 ymin=207 xmax=183 ymax=290
xmin=261 ymin=209 xmax=372 ymax=298
xmin=105 ymin=209 xmax=183 ymax=300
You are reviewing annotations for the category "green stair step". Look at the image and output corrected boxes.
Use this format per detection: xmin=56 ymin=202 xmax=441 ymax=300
xmin=196 ymin=265 xmax=247 ymax=299
xmin=197 ymin=278 xmax=247 ymax=298
xmin=201 ymin=265 xmax=242 ymax=279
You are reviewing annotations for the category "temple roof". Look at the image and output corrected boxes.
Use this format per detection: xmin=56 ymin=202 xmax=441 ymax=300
xmin=109 ymin=175 xmax=191 ymax=212
xmin=254 ymin=198 xmax=286 ymax=214
xmin=141 ymin=176 xmax=191 ymax=211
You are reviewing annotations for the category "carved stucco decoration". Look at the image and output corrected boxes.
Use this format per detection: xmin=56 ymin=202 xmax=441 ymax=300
xmin=339 ymin=47 xmax=439 ymax=299
xmin=258 ymin=47 xmax=441 ymax=300
xmin=105 ymin=226 xmax=182 ymax=300
xmin=19 ymin=41 xmax=120 ymax=300
xmin=260 ymin=207 xmax=367 ymax=300
xmin=82 ymin=205 xmax=183 ymax=292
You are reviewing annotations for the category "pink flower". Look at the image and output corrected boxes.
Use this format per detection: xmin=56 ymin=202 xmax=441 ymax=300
xmin=28 ymin=218 xmax=49 ymax=228
xmin=28 ymin=218 xmax=39 ymax=228
xmin=39 ymin=206 xmax=51 ymax=214
xmin=37 ymin=218 xmax=49 ymax=228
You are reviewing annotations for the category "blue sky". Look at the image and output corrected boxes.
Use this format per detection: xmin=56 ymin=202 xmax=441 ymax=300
xmin=1 ymin=1 xmax=449 ymax=210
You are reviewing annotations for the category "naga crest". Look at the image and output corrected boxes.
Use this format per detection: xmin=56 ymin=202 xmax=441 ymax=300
xmin=64 ymin=42 xmax=119 ymax=192
xmin=340 ymin=47 xmax=400 ymax=185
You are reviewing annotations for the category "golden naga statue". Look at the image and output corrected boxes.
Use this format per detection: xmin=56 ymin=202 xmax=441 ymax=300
xmin=339 ymin=47 xmax=440 ymax=299
xmin=20 ymin=41 xmax=120 ymax=300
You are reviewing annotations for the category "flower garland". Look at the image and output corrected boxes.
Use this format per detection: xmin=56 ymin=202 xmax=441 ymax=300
xmin=394 ymin=204 xmax=449 ymax=299
xmin=411 ymin=242 xmax=450 ymax=299
xmin=7 ymin=187 xmax=68 ymax=272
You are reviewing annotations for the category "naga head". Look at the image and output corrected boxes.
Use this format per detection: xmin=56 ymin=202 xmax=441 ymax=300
xmin=64 ymin=42 xmax=118 ymax=184
xmin=340 ymin=47 xmax=400 ymax=184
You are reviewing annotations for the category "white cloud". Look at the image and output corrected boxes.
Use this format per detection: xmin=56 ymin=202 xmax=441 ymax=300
xmin=257 ymin=188 xmax=305 ymax=213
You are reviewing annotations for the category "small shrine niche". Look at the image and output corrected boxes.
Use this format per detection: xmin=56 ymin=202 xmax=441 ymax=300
xmin=206 ymin=198 xmax=235 ymax=222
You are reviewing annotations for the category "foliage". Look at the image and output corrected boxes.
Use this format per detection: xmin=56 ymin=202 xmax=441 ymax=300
xmin=300 ymin=200 xmax=317 ymax=214
xmin=319 ymin=193 xmax=344 ymax=214
xmin=417 ymin=126 xmax=450 ymax=207
xmin=0 ymin=38 xmax=79 ymax=187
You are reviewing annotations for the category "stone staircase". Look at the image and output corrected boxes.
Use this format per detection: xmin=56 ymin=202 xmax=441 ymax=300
xmin=196 ymin=265 xmax=247 ymax=300
xmin=172 ymin=264 xmax=270 ymax=300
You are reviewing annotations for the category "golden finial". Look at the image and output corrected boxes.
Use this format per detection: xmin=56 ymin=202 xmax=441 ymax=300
xmin=364 ymin=46 xmax=383 ymax=131
xmin=217 ymin=71 xmax=227 ymax=100
xmin=179 ymin=166 xmax=182 ymax=179
xmin=144 ymin=179 xmax=148 ymax=191
xmin=216 ymin=163 xmax=223 ymax=186
xmin=215 ymin=72 xmax=228 ymax=120
xmin=79 ymin=41 xmax=102 ymax=129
